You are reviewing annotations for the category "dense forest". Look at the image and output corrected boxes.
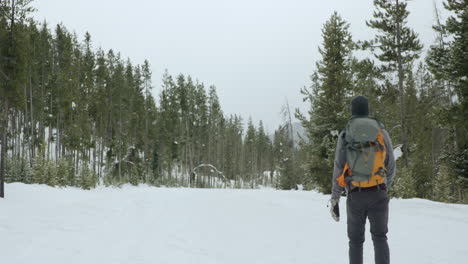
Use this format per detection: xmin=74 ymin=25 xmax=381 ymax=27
xmin=295 ymin=0 xmax=467 ymax=203
xmin=0 ymin=0 xmax=466 ymax=203
xmin=0 ymin=0 xmax=290 ymax=192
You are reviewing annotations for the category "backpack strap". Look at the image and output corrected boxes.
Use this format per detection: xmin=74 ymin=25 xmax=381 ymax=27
xmin=369 ymin=116 xmax=385 ymax=129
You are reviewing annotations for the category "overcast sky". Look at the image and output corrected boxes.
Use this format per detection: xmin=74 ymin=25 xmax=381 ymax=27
xmin=33 ymin=0 xmax=446 ymax=132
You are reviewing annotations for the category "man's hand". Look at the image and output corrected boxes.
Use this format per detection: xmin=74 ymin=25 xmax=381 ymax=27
xmin=329 ymin=198 xmax=340 ymax=222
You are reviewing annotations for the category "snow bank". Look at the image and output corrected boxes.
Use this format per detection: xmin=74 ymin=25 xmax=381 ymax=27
xmin=1 ymin=183 xmax=467 ymax=264
xmin=394 ymin=144 xmax=403 ymax=160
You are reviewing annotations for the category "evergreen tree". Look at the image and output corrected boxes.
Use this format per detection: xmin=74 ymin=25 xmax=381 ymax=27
xmin=142 ymin=60 xmax=152 ymax=172
xmin=296 ymin=12 xmax=353 ymax=193
xmin=426 ymin=0 xmax=468 ymax=202
xmin=244 ymin=117 xmax=257 ymax=185
xmin=207 ymin=85 xmax=223 ymax=169
xmin=0 ymin=0 xmax=35 ymax=197
xmin=365 ymin=0 xmax=423 ymax=168
xmin=256 ymin=121 xmax=271 ymax=174
xmin=274 ymin=124 xmax=298 ymax=190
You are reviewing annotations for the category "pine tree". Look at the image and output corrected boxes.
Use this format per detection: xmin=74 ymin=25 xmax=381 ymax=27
xmin=244 ymin=117 xmax=257 ymax=185
xmin=193 ymin=81 xmax=208 ymax=167
xmin=93 ymin=48 xmax=108 ymax=179
xmin=222 ymin=115 xmax=241 ymax=182
xmin=142 ymin=60 xmax=152 ymax=173
xmin=256 ymin=121 xmax=271 ymax=174
xmin=296 ymin=12 xmax=353 ymax=193
xmin=207 ymin=85 xmax=223 ymax=168
xmin=36 ymin=22 xmax=52 ymax=162
xmin=365 ymin=0 xmax=423 ymax=168
xmin=0 ymin=0 xmax=35 ymax=197
xmin=427 ymin=0 xmax=468 ymax=202
xmin=273 ymin=124 xmax=298 ymax=190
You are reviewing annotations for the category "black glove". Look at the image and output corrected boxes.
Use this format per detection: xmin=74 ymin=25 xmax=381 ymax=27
xmin=329 ymin=198 xmax=340 ymax=222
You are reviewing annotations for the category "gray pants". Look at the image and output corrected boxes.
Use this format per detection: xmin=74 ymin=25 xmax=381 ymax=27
xmin=347 ymin=190 xmax=389 ymax=264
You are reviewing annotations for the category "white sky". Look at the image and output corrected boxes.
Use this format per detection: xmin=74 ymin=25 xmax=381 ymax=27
xmin=33 ymin=0 xmax=446 ymax=132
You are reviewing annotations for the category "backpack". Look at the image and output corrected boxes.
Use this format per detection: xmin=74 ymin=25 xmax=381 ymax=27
xmin=337 ymin=117 xmax=387 ymax=188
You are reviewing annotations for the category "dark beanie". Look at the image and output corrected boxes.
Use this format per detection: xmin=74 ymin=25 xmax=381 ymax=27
xmin=351 ymin=96 xmax=369 ymax=116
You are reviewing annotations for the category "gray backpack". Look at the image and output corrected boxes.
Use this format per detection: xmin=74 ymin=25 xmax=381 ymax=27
xmin=343 ymin=117 xmax=387 ymax=187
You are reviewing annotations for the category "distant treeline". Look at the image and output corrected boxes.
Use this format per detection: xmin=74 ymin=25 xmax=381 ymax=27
xmin=0 ymin=0 xmax=296 ymax=190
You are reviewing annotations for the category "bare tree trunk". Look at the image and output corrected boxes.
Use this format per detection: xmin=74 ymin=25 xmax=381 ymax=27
xmin=118 ymin=102 xmax=122 ymax=182
xmin=30 ymin=66 xmax=35 ymax=163
xmin=16 ymin=112 xmax=20 ymax=160
xmin=0 ymin=99 xmax=8 ymax=198
xmin=23 ymin=85 xmax=28 ymax=161
xmin=75 ymin=149 xmax=79 ymax=176
xmin=99 ymin=132 xmax=103 ymax=179
xmin=61 ymin=121 xmax=66 ymax=159
xmin=56 ymin=113 xmax=60 ymax=161
xmin=396 ymin=0 xmax=409 ymax=168
xmin=39 ymin=56 xmax=45 ymax=161
xmin=47 ymin=97 xmax=52 ymax=160
xmin=92 ymin=133 xmax=96 ymax=176
xmin=11 ymin=112 xmax=15 ymax=159
xmin=187 ymin=118 xmax=194 ymax=183
xmin=144 ymin=86 xmax=149 ymax=178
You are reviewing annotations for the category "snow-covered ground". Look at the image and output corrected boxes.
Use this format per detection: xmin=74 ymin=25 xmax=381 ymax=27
xmin=1 ymin=183 xmax=467 ymax=264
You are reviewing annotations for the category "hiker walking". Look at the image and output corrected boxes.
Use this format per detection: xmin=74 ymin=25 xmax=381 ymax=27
xmin=329 ymin=96 xmax=396 ymax=264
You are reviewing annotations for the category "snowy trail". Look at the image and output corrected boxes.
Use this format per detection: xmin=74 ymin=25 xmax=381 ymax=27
xmin=1 ymin=183 xmax=467 ymax=264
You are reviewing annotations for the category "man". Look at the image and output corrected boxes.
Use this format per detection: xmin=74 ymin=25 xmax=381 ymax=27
xmin=329 ymin=96 xmax=396 ymax=264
